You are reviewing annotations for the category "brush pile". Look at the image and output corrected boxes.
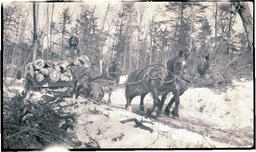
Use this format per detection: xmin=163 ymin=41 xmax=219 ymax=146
xmin=3 ymin=91 xmax=81 ymax=149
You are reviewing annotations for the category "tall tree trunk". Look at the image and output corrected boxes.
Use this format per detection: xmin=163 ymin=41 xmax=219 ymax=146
xmin=46 ymin=4 xmax=49 ymax=61
xmin=101 ymin=3 xmax=110 ymax=33
xmin=179 ymin=3 xmax=184 ymax=53
xmin=99 ymin=3 xmax=110 ymax=74
xmin=149 ymin=18 xmax=153 ymax=65
xmin=189 ymin=1 xmax=194 ymax=54
xmin=214 ymin=2 xmax=218 ymax=64
xmin=119 ymin=5 xmax=124 ymax=66
xmin=32 ymin=2 xmax=39 ymax=62
xmin=235 ymin=2 xmax=253 ymax=52
xmin=129 ymin=11 xmax=133 ymax=72
xmin=50 ymin=3 xmax=54 ymax=60
xmin=227 ymin=3 xmax=232 ymax=60
xmin=137 ymin=5 xmax=145 ymax=68
xmin=123 ymin=39 xmax=128 ymax=72
xmin=10 ymin=13 xmax=21 ymax=77
xmin=61 ymin=16 xmax=66 ymax=61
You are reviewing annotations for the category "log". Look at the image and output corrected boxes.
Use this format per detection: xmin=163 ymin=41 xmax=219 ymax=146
xmin=49 ymin=70 xmax=61 ymax=82
xmin=25 ymin=55 xmax=90 ymax=90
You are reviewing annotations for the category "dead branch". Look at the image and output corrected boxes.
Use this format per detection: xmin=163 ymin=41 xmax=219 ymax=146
xmin=120 ymin=118 xmax=153 ymax=133
xmin=216 ymin=50 xmax=251 ymax=71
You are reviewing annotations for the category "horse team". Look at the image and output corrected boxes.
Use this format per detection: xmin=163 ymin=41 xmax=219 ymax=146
xmin=74 ymin=49 xmax=210 ymax=119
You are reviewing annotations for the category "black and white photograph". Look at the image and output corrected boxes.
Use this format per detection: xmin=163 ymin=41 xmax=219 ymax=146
xmin=1 ymin=0 xmax=254 ymax=150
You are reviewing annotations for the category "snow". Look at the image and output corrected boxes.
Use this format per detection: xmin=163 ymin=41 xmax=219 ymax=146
xmin=3 ymin=76 xmax=254 ymax=148
xmin=107 ymin=78 xmax=253 ymax=130
xmin=179 ymin=80 xmax=253 ymax=130
xmin=74 ymin=103 xmax=231 ymax=148
xmin=119 ymin=75 xmax=128 ymax=85
xmin=98 ymin=78 xmax=253 ymax=148
xmin=3 ymin=77 xmax=25 ymax=98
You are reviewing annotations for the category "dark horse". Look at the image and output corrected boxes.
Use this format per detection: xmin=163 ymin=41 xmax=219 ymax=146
xmin=124 ymin=51 xmax=187 ymax=117
xmin=125 ymin=53 xmax=209 ymax=118
xmin=158 ymin=54 xmax=210 ymax=118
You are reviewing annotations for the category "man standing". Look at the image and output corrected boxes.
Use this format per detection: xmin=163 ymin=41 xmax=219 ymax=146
xmin=108 ymin=59 xmax=121 ymax=84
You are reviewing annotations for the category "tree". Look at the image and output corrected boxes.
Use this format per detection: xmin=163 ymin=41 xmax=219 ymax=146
xmin=3 ymin=4 xmax=26 ymax=77
xmin=32 ymin=2 xmax=39 ymax=62
xmin=59 ymin=7 xmax=72 ymax=61
xmin=165 ymin=2 xmax=192 ymax=53
xmin=234 ymin=2 xmax=253 ymax=52
xmin=112 ymin=2 xmax=137 ymax=72
xmin=136 ymin=4 xmax=145 ymax=68
xmin=76 ymin=5 xmax=103 ymax=67
xmin=197 ymin=18 xmax=212 ymax=56
xmin=187 ymin=2 xmax=208 ymax=56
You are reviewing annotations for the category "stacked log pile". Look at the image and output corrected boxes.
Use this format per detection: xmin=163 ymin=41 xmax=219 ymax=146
xmin=25 ymin=55 xmax=90 ymax=90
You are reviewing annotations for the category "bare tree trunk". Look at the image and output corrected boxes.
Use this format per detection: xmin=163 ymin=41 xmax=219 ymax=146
xmin=137 ymin=5 xmax=145 ymax=68
xmin=10 ymin=13 xmax=21 ymax=77
xmin=99 ymin=3 xmax=110 ymax=74
xmin=50 ymin=3 xmax=54 ymax=60
xmin=179 ymin=4 xmax=184 ymax=53
xmin=32 ymin=2 xmax=39 ymax=62
xmin=123 ymin=39 xmax=128 ymax=72
xmin=214 ymin=2 xmax=218 ymax=64
xmin=227 ymin=3 xmax=232 ymax=60
xmin=149 ymin=18 xmax=153 ymax=65
xmin=119 ymin=5 xmax=125 ymax=67
xmin=101 ymin=3 xmax=110 ymax=33
xmin=235 ymin=2 xmax=253 ymax=52
xmin=189 ymin=1 xmax=194 ymax=54
xmin=46 ymin=4 xmax=49 ymax=61
xmin=129 ymin=12 xmax=133 ymax=72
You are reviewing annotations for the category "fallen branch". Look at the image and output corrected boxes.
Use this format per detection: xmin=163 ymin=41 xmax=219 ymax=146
xmin=87 ymin=98 xmax=100 ymax=105
xmin=84 ymin=129 xmax=101 ymax=148
xmin=216 ymin=50 xmax=251 ymax=71
xmin=120 ymin=118 xmax=153 ymax=133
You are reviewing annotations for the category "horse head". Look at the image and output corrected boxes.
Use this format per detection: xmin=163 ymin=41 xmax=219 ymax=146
xmin=183 ymin=54 xmax=210 ymax=80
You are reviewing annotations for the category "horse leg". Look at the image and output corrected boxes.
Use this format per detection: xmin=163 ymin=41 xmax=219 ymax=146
xmin=164 ymin=97 xmax=175 ymax=116
xmin=146 ymin=88 xmax=159 ymax=116
xmin=116 ymin=76 xmax=120 ymax=84
xmin=72 ymin=80 xmax=77 ymax=99
xmin=171 ymin=88 xmax=180 ymax=118
xmin=139 ymin=93 xmax=147 ymax=111
xmin=125 ymin=95 xmax=135 ymax=111
xmin=164 ymin=86 xmax=186 ymax=118
xmin=75 ymin=84 xmax=82 ymax=99
xmin=156 ymin=93 xmax=168 ymax=117
xmin=107 ymin=88 xmax=113 ymax=105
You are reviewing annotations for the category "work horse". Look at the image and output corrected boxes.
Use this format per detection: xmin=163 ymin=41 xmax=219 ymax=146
xmin=124 ymin=50 xmax=189 ymax=117
xmin=158 ymin=53 xmax=210 ymax=118
xmin=73 ymin=61 xmax=121 ymax=104
xmin=125 ymin=50 xmax=209 ymax=118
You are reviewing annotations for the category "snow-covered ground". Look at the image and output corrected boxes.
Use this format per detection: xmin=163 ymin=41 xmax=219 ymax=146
xmin=74 ymin=102 xmax=232 ymax=148
xmin=106 ymin=76 xmax=253 ymax=131
xmin=3 ymin=77 xmax=25 ymax=97
xmin=91 ymin=77 xmax=254 ymax=148
xmin=3 ymin=76 xmax=254 ymax=148
xmin=179 ymin=79 xmax=253 ymax=130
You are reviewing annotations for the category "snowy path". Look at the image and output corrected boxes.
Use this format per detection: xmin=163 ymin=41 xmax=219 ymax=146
xmin=4 ymin=76 xmax=253 ymax=148
xmin=73 ymin=78 xmax=253 ymax=148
